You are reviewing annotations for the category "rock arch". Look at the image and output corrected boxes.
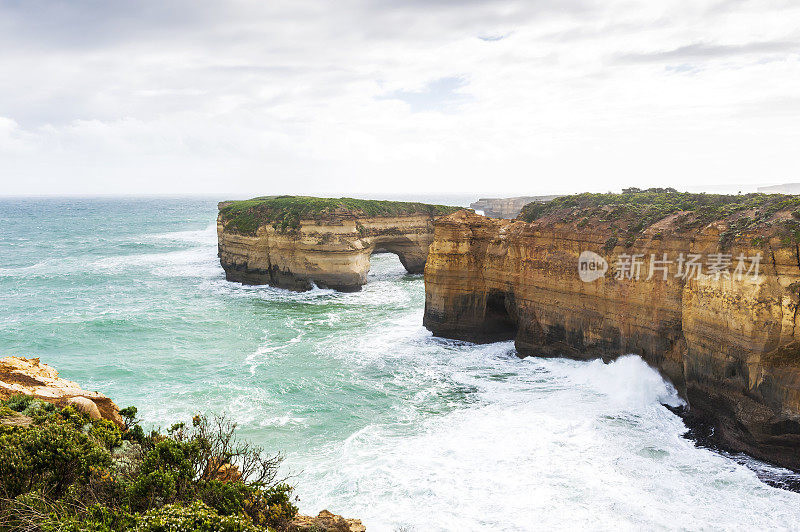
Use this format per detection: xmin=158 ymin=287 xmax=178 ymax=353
xmin=367 ymin=235 xmax=428 ymax=274
xmin=217 ymin=198 xmax=460 ymax=292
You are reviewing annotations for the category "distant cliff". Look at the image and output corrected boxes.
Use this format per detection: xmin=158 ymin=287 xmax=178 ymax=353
xmin=217 ymin=196 xmax=460 ymax=291
xmin=425 ymin=190 xmax=800 ymax=469
xmin=758 ymin=183 xmax=800 ymax=194
xmin=470 ymin=195 xmax=560 ymax=219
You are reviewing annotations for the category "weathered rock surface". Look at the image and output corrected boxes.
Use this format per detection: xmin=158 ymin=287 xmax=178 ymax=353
xmin=218 ymin=197 xmax=459 ymax=291
xmin=0 ymin=356 xmax=123 ymax=426
xmin=470 ymin=195 xmax=560 ymax=219
xmin=291 ymin=510 xmax=366 ymax=532
xmin=424 ymin=199 xmax=800 ymax=469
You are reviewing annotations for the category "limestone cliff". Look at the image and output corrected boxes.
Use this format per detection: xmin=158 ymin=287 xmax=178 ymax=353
xmin=0 ymin=356 xmax=123 ymax=426
xmin=469 ymin=195 xmax=561 ymax=219
xmin=424 ymin=190 xmax=800 ymax=469
xmin=217 ymin=196 xmax=459 ymax=291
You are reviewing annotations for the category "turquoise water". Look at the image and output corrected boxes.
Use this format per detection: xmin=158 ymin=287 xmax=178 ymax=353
xmin=3 ymin=197 xmax=800 ymax=531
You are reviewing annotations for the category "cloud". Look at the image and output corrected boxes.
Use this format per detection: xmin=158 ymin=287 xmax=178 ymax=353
xmin=616 ymin=40 xmax=800 ymax=64
xmin=0 ymin=0 xmax=799 ymax=196
xmin=479 ymin=33 xmax=511 ymax=42
xmin=377 ymin=77 xmax=470 ymax=113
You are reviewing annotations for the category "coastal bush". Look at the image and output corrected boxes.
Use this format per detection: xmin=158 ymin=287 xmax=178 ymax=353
xmin=135 ymin=501 xmax=261 ymax=532
xmin=0 ymin=418 xmax=112 ymax=500
xmin=0 ymin=395 xmax=297 ymax=532
xmin=219 ymin=195 xmax=461 ymax=235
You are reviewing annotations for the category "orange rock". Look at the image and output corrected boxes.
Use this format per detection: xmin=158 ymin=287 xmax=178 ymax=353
xmin=424 ymin=208 xmax=800 ymax=469
xmin=0 ymin=356 xmax=124 ymax=426
xmin=291 ymin=509 xmax=366 ymax=532
xmin=218 ymin=208 xmax=449 ymax=292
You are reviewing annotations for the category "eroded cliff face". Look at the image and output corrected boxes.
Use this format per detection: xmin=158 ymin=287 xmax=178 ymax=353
xmin=218 ymin=211 xmax=441 ymax=291
xmin=424 ymin=208 xmax=800 ymax=469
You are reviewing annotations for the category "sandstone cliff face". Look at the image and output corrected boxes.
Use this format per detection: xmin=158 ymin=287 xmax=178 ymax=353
xmin=424 ymin=208 xmax=800 ymax=469
xmin=0 ymin=356 xmax=123 ymax=426
xmin=218 ymin=200 xmax=455 ymax=291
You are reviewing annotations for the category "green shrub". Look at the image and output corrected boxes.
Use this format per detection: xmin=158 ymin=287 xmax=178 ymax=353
xmin=119 ymin=406 xmax=138 ymax=427
xmin=134 ymin=501 xmax=260 ymax=532
xmin=127 ymin=439 xmax=194 ymax=510
xmin=0 ymin=396 xmax=294 ymax=532
xmin=602 ymin=236 xmax=618 ymax=254
xmin=243 ymin=483 xmax=297 ymax=528
xmin=0 ymin=420 xmax=111 ymax=499
xmin=90 ymin=419 xmax=124 ymax=450
xmin=5 ymin=394 xmax=35 ymax=412
xmin=196 ymin=480 xmax=252 ymax=516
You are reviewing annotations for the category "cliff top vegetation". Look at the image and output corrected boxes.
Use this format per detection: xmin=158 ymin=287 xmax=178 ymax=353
xmin=219 ymin=195 xmax=461 ymax=235
xmin=518 ymin=188 xmax=800 ymax=249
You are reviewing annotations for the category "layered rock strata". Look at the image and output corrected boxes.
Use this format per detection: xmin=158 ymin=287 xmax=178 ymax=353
xmin=218 ymin=196 xmax=459 ymax=291
xmin=424 ymin=193 xmax=800 ymax=469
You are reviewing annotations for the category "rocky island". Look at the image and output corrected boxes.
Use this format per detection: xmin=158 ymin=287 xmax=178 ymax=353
xmin=217 ymin=196 xmax=460 ymax=291
xmin=424 ymin=189 xmax=800 ymax=469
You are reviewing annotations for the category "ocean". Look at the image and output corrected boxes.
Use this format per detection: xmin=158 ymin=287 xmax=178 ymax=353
xmin=2 ymin=196 xmax=800 ymax=531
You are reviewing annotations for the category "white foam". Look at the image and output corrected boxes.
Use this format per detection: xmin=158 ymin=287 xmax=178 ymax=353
xmin=147 ymin=221 xmax=218 ymax=245
xmin=559 ymin=354 xmax=686 ymax=409
xmin=288 ymin=350 xmax=800 ymax=531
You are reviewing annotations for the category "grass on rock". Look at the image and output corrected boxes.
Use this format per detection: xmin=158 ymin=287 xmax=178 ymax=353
xmin=219 ymin=196 xmax=461 ymax=235
xmin=519 ymin=187 xmax=800 ymax=249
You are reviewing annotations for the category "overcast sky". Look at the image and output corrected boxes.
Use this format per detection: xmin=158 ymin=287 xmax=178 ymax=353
xmin=1 ymin=0 xmax=798 ymax=197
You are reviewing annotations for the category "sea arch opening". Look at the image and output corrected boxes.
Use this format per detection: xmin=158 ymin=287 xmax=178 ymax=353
xmin=367 ymin=236 xmax=428 ymax=275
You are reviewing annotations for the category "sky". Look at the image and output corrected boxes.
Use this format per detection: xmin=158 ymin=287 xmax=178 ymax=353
xmin=0 ymin=0 xmax=798 ymax=197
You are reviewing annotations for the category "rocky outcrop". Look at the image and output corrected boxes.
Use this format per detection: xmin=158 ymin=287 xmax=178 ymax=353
xmin=0 ymin=356 xmax=123 ymax=426
xmin=291 ymin=510 xmax=366 ymax=532
xmin=469 ymin=195 xmax=560 ymax=219
xmin=217 ymin=196 xmax=459 ymax=291
xmin=424 ymin=192 xmax=800 ymax=469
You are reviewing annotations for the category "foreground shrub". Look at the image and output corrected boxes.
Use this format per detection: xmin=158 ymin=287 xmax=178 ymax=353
xmin=0 ymin=420 xmax=111 ymax=500
xmin=0 ymin=395 xmax=298 ymax=532
xmin=135 ymin=501 xmax=260 ymax=532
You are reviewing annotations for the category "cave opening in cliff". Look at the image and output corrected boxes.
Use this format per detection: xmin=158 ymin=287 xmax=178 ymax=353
xmin=484 ymin=291 xmax=518 ymax=341
xmin=370 ymin=239 xmax=426 ymax=275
